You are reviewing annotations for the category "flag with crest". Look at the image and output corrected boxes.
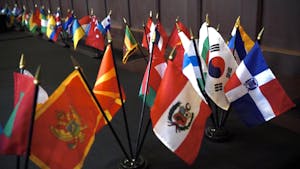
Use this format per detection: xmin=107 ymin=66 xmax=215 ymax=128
xmin=224 ymin=42 xmax=295 ymax=126
xmin=151 ymin=60 xmax=211 ymax=165
xmin=30 ymin=70 xmax=101 ymax=169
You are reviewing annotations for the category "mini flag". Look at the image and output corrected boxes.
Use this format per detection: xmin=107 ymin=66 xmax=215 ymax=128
xmin=93 ymin=44 xmax=126 ymax=131
xmin=122 ymin=25 xmax=138 ymax=64
xmin=139 ymin=42 xmax=167 ymax=107
xmin=72 ymin=19 xmax=85 ymax=50
xmin=198 ymin=22 xmax=210 ymax=65
xmin=85 ymin=16 xmax=105 ymax=51
xmin=97 ymin=15 xmax=111 ymax=35
xmin=141 ymin=16 xmax=154 ymax=50
xmin=32 ymin=6 xmax=41 ymax=27
xmin=154 ymin=20 xmax=168 ymax=55
xmin=30 ymin=70 xmax=101 ymax=169
xmin=40 ymin=8 xmax=47 ymax=33
xmin=205 ymin=27 xmax=238 ymax=110
xmin=63 ymin=10 xmax=74 ymax=35
xmin=168 ymin=21 xmax=190 ymax=70
xmin=79 ymin=15 xmax=91 ymax=34
xmin=178 ymin=31 xmax=206 ymax=99
xmin=151 ymin=61 xmax=211 ymax=165
xmin=46 ymin=15 xmax=60 ymax=42
xmin=29 ymin=14 xmax=38 ymax=33
xmin=0 ymin=72 xmax=36 ymax=155
xmin=224 ymin=42 xmax=295 ymax=127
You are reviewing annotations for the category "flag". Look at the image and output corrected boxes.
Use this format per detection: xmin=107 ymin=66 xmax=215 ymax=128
xmin=151 ymin=60 xmax=211 ymax=165
xmin=141 ymin=16 xmax=154 ymax=50
xmin=178 ymin=31 xmax=206 ymax=99
xmin=72 ymin=19 xmax=85 ymax=50
xmin=29 ymin=14 xmax=38 ymax=33
xmin=139 ymin=40 xmax=167 ymax=107
xmin=63 ymin=10 xmax=74 ymax=35
xmin=85 ymin=16 xmax=105 ymax=51
xmin=224 ymin=42 xmax=295 ymax=127
xmin=30 ymin=70 xmax=101 ymax=169
xmin=122 ymin=25 xmax=138 ymax=64
xmin=46 ymin=15 xmax=60 ymax=42
xmin=32 ymin=5 xmax=41 ymax=27
xmin=93 ymin=44 xmax=125 ymax=130
xmin=155 ymin=20 xmax=168 ymax=55
xmin=168 ymin=21 xmax=190 ymax=70
xmin=198 ymin=22 xmax=210 ymax=64
xmin=205 ymin=27 xmax=238 ymax=110
xmin=40 ymin=7 xmax=47 ymax=33
xmin=79 ymin=15 xmax=91 ymax=34
xmin=97 ymin=14 xmax=111 ymax=35
xmin=21 ymin=11 xmax=29 ymax=28
xmin=0 ymin=72 xmax=36 ymax=155
xmin=23 ymin=69 xmax=48 ymax=105
xmin=228 ymin=20 xmax=255 ymax=63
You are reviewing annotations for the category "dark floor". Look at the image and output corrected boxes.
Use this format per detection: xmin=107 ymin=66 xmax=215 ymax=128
xmin=0 ymin=31 xmax=299 ymax=169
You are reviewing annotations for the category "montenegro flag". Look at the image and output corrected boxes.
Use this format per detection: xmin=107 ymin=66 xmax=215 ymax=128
xmin=30 ymin=70 xmax=102 ymax=169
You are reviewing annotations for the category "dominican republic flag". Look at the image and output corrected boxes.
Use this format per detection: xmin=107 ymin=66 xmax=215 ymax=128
xmin=151 ymin=60 xmax=211 ymax=165
xmin=224 ymin=42 xmax=295 ymax=127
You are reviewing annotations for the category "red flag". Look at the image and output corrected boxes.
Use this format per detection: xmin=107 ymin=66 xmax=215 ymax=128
xmin=93 ymin=44 xmax=125 ymax=130
xmin=151 ymin=61 xmax=211 ymax=165
xmin=0 ymin=73 xmax=36 ymax=155
xmin=168 ymin=21 xmax=190 ymax=70
xmin=85 ymin=16 xmax=105 ymax=51
xmin=141 ymin=17 xmax=153 ymax=50
xmin=30 ymin=70 xmax=101 ymax=169
xmin=32 ymin=6 xmax=41 ymax=27
xmin=79 ymin=15 xmax=91 ymax=33
xmin=156 ymin=20 xmax=168 ymax=56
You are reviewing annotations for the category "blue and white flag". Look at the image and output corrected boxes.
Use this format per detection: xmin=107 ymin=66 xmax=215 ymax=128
xmin=97 ymin=15 xmax=111 ymax=35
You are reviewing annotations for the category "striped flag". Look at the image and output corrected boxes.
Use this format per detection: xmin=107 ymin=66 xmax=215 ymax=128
xmin=72 ymin=19 xmax=85 ymax=50
xmin=40 ymin=8 xmax=48 ymax=33
xmin=151 ymin=60 xmax=211 ymax=165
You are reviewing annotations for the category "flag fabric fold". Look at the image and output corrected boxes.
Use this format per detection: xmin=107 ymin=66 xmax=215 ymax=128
xmin=224 ymin=42 xmax=295 ymax=127
xmin=30 ymin=70 xmax=102 ymax=169
xmin=151 ymin=60 xmax=211 ymax=165
xmin=93 ymin=44 xmax=126 ymax=131
xmin=0 ymin=72 xmax=36 ymax=155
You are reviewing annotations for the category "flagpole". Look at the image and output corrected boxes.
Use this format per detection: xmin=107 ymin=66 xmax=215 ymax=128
xmin=70 ymin=56 xmax=131 ymax=160
xmin=107 ymin=31 xmax=134 ymax=159
xmin=16 ymin=53 xmax=25 ymax=169
xmin=134 ymin=28 xmax=156 ymax=159
xmin=24 ymin=65 xmax=40 ymax=169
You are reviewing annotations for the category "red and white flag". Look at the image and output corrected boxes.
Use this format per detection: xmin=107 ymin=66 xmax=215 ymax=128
xmin=151 ymin=61 xmax=211 ymax=165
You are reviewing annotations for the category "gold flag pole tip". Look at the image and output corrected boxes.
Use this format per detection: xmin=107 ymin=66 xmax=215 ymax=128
xmin=34 ymin=65 xmax=41 ymax=85
xmin=19 ymin=53 xmax=25 ymax=69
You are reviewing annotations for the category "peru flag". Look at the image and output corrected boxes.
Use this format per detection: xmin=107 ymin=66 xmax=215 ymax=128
xmin=224 ymin=42 xmax=295 ymax=127
xmin=151 ymin=61 xmax=211 ymax=165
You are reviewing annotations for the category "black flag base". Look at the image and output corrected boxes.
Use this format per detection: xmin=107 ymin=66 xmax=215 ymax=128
xmin=205 ymin=126 xmax=231 ymax=142
xmin=119 ymin=156 xmax=148 ymax=169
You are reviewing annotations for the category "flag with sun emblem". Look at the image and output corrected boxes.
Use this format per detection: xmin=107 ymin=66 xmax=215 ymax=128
xmin=151 ymin=60 xmax=211 ymax=165
xmin=30 ymin=70 xmax=102 ymax=169
xmin=93 ymin=44 xmax=126 ymax=131
xmin=205 ymin=27 xmax=238 ymax=110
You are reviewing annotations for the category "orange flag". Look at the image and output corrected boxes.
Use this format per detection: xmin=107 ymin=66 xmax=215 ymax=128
xmin=93 ymin=44 xmax=126 ymax=131
xmin=30 ymin=70 xmax=101 ymax=169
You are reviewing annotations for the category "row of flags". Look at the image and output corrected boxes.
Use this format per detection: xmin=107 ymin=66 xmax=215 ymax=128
xmin=0 ymin=4 xmax=296 ymax=167
xmin=2 ymin=4 xmax=111 ymax=51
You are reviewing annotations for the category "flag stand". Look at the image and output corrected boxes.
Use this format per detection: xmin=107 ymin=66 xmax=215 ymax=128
xmin=119 ymin=156 xmax=148 ymax=169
